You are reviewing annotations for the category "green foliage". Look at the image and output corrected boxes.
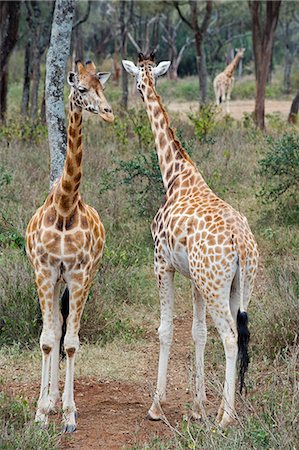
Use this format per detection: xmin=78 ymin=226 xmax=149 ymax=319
xmin=0 ymin=216 xmax=25 ymax=251
xmin=108 ymin=151 xmax=163 ymax=217
xmin=258 ymin=263 xmax=299 ymax=359
xmin=0 ymin=392 xmax=59 ymax=449
xmin=257 ymin=133 xmax=299 ymax=219
xmin=0 ymin=256 xmax=41 ymax=347
xmin=188 ymin=104 xmax=218 ymax=143
xmin=0 ymin=166 xmax=12 ymax=191
xmin=0 ymin=119 xmax=47 ymax=144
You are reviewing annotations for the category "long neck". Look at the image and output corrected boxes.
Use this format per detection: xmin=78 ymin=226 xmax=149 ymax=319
xmin=55 ymin=96 xmax=83 ymax=214
xmin=224 ymin=54 xmax=242 ymax=77
xmin=142 ymin=78 xmax=199 ymax=192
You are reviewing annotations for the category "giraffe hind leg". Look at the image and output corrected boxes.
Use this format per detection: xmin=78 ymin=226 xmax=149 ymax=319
xmin=191 ymin=283 xmax=208 ymax=420
xmin=207 ymin=286 xmax=238 ymax=428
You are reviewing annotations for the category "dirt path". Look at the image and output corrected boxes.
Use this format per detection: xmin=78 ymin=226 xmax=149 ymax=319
xmin=168 ymin=99 xmax=291 ymax=120
xmin=7 ymin=313 xmax=213 ymax=449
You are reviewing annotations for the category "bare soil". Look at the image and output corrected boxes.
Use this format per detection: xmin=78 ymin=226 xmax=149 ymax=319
xmin=168 ymin=99 xmax=291 ymax=120
xmin=5 ymin=313 xmax=221 ymax=449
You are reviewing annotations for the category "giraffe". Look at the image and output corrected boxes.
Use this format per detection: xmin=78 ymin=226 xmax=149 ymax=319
xmin=26 ymin=60 xmax=114 ymax=432
xmin=213 ymin=48 xmax=245 ymax=113
xmin=122 ymin=53 xmax=258 ymax=428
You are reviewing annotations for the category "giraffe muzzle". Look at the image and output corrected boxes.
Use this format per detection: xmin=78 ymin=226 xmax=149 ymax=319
xmin=100 ymin=106 xmax=114 ymax=123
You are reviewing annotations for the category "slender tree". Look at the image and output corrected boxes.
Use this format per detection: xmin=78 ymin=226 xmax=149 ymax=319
xmin=288 ymin=91 xmax=299 ymax=124
xmin=46 ymin=0 xmax=74 ymax=187
xmin=0 ymin=2 xmax=21 ymax=122
xmin=120 ymin=0 xmax=128 ymax=109
xmin=175 ymin=0 xmax=213 ymax=104
xmin=249 ymin=0 xmax=281 ymax=129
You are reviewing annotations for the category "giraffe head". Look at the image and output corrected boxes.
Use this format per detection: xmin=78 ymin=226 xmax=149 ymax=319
xmin=122 ymin=52 xmax=171 ymax=100
xmin=67 ymin=60 xmax=114 ymax=122
xmin=235 ymin=48 xmax=245 ymax=58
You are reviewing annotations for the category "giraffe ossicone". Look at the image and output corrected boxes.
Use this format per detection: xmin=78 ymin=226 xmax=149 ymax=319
xmin=123 ymin=53 xmax=258 ymax=428
xmin=26 ymin=60 xmax=114 ymax=433
xmin=213 ymin=48 xmax=245 ymax=114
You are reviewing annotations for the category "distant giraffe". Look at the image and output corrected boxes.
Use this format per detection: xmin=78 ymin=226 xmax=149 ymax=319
xmin=213 ymin=48 xmax=245 ymax=113
xmin=26 ymin=60 xmax=114 ymax=432
xmin=122 ymin=52 xmax=258 ymax=427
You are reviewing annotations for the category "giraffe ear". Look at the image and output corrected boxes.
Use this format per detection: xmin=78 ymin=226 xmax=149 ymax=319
xmin=97 ymin=72 xmax=111 ymax=85
xmin=67 ymin=72 xmax=76 ymax=86
xmin=122 ymin=60 xmax=139 ymax=76
xmin=153 ymin=61 xmax=171 ymax=78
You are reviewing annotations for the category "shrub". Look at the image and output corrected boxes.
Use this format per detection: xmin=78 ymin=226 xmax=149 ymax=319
xmin=256 ymin=263 xmax=299 ymax=359
xmin=188 ymin=104 xmax=218 ymax=143
xmin=257 ymin=132 xmax=299 ymax=219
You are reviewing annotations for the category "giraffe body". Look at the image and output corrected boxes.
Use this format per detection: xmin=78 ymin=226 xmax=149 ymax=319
xmin=26 ymin=60 xmax=114 ymax=432
xmin=123 ymin=53 xmax=258 ymax=427
xmin=213 ymin=48 xmax=245 ymax=113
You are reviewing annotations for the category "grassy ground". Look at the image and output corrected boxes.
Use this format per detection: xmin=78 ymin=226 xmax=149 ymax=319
xmin=0 ymin=69 xmax=298 ymax=448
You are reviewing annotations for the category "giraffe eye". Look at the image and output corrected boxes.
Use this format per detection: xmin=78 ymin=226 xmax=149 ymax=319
xmin=78 ymin=87 xmax=88 ymax=93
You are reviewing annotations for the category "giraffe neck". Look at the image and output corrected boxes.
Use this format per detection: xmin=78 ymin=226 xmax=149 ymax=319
xmin=55 ymin=95 xmax=83 ymax=215
xmin=224 ymin=54 xmax=242 ymax=77
xmin=142 ymin=78 xmax=199 ymax=192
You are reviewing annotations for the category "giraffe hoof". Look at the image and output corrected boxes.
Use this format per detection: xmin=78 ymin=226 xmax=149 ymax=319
xmin=146 ymin=411 xmax=162 ymax=421
xmin=62 ymin=423 xmax=76 ymax=433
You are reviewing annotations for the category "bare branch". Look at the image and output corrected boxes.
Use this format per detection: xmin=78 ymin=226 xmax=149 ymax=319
xmin=127 ymin=31 xmax=141 ymax=52
xmin=174 ymin=2 xmax=193 ymax=29
xmin=72 ymin=0 xmax=91 ymax=30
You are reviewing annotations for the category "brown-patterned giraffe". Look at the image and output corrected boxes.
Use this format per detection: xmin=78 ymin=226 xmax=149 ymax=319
xmin=26 ymin=60 xmax=114 ymax=432
xmin=213 ymin=48 xmax=245 ymax=113
xmin=122 ymin=53 xmax=258 ymax=427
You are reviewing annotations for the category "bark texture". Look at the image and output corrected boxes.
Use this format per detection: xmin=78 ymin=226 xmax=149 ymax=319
xmin=249 ymin=0 xmax=281 ymax=129
xmin=46 ymin=0 xmax=74 ymax=188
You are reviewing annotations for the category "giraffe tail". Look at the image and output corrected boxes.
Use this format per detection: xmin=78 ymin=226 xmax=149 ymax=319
xmin=236 ymin=254 xmax=250 ymax=394
xmin=60 ymin=287 xmax=69 ymax=361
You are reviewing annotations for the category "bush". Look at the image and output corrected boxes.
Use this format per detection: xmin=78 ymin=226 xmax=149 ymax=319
xmin=257 ymin=132 xmax=299 ymax=219
xmin=188 ymin=104 xmax=218 ymax=143
xmin=256 ymin=263 xmax=299 ymax=359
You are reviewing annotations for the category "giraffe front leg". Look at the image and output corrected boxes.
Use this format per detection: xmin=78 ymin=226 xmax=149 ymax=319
xmin=148 ymin=266 xmax=175 ymax=421
xmin=191 ymin=283 xmax=207 ymax=420
xmin=62 ymin=283 xmax=89 ymax=432
xmin=48 ymin=284 xmax=63 ymax=413
xmin=35 ymin=283 xmax=56 ymax=426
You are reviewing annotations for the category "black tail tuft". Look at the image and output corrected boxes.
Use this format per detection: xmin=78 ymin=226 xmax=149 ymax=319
xmin=219 ymin=96 xmax=222 ymax=104
xmin=60 ymin=287 xmax=69 ymax=361
xmin=237 ymin=309 xmax=250 ymax=394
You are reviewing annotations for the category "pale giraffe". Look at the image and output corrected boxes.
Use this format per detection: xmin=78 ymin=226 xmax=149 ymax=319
xmin=122 ymin=52 xmax=258 ymax=427
xmin=26 ymin=60 xmax=114 ymax=432
xmin=213 ymin=48 xmax=245 ymax=113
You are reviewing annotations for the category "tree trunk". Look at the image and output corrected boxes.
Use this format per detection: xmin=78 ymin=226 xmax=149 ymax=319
xmin=46 ymin=0 xmax=74 ymax=188
xmin=0 ymin=1 xmax=20 ymax=121
xmin=120 ymin=0 xmax=128 ymax=109
xmin=250 ymin=0 xmax=281 ymax=129
xmin=21 ymin=40 xmax=31 ymax=116
xmin=288 ymin=91 xmax=299 ymax=124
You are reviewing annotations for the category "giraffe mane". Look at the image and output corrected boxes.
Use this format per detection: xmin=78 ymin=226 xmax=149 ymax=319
xmin=145 ymin=68 xmax=195 ymax=168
